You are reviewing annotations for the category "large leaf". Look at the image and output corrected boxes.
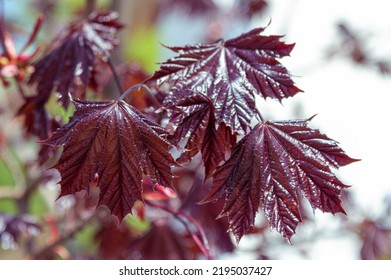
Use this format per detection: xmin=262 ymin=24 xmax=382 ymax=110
xmin=149 ymin=27 xmax=301 ymax=133
xmin=29 ymin=11 xmax=123 ymax=108
xmin=166 ymin=91 xmax=235 ymax=178
xmin=46 ymin=99 xmax=175 ymax=221
xmin=202 ymin=118 xmax=358 ymax=242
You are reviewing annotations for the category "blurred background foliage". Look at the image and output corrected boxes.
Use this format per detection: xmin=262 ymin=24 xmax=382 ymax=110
xmin=1 ymin=0 xmax=391 ymax=260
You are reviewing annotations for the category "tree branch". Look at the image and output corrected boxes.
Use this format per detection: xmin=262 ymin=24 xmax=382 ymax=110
xmin=145 ymin=200 xmax=213 ymax=260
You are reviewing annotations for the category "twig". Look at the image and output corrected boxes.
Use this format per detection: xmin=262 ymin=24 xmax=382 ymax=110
xmin=108 ymin=58 xmax=124 ymax=95
xmin=256 ymin=107 xmax=265 ymax=122
xmin=84 ymin=0 xmax=96 ymax=17
xmin=33 ymin=213 xmax=96 ymax=259
xmin=145 ymin=200 xmax=213 ymax=260
xmin=15 ymin=79 xmax=27 ymax=99
xmin=118 ymin=83 xmax=152 ymax=101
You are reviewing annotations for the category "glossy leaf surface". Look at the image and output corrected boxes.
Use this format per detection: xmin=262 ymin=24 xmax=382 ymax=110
xmin=47 ymin=99 xmax=175 ymax=221
xmin=203 ymin=118 xmax=357 ymax=242
xmin=166 ymin=91 xmax=235 ymax=178
xmin=149 ymin=27 xmax=301 ymax=133
xmin=29 ymin=11 xmax=122 ymax=108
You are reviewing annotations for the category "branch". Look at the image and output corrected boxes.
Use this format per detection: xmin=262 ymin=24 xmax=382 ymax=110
xmin=108 ymin=58 xmax=124 ymax=95
xmin=33 ymin=213 xmax=96 ymax=259
xmin=145 ymin=200 xmax=213 ymax=260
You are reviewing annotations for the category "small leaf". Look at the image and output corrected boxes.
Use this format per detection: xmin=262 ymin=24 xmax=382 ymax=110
xmin=202 ymin=118 xmax=358 ymax=242
xmin=149 ymin=26 xmax=301 ymax=133
xmin=46 ymin=98 xmax=175 ymax=221
xmin=16 ymin=97 xmax=53 ymax=140
xmin=166 ymin=91 xmax=235 ymax=178
xmin=29 ymin=11 xmax=123 ymax=108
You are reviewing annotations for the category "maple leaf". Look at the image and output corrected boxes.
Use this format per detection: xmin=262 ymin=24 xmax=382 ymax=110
xmin=202 ymin=118 xmax=358 ymax=242
xmin=96 ymin=218 xmax=202 ymax=260
xmin=29 ymin=11 xmax=123 ymax=108
xmin=179 ymin=177 xmax=235 ymax=255
xmin=166 ymin=90 xmax=235 ymax=178
xmin=130 ymin=221 xmax=201 ymax=260
xmin=148 ymin=27 xmax=301 ymax=133
xmin=46 ymin=98 xmax=175 ymax=221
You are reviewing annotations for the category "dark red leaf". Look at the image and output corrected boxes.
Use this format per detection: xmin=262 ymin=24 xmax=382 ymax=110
xmin=130 ymin=221 xmax=200 ymax=260
xmin=359 ymin=219 xmax=391 ymax=260
xmin=16 ymin=97 xmax=58 ymax=140
xmin=179 ymin=178 xmax=235 ymax=255
xmin=95 ymin=218 xmax=137 ymax=259
xmin=149 ymin=27 xmax=301 ymax=133
xmin=29 ymin=11 xmax=122 ymax=108
xmin=46 ymin=98 xmax=175 ymax=221
xmin=202 ymin=118 xmax=357 ymax=242
xmin=96 ymin=218 xmax=201 ymax=260
xmin=166 ymin=91 xmax=235 ymax=178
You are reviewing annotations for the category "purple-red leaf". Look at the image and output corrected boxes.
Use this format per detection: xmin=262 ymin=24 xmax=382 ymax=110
xmin=46 ymin=98 xmax=175 ymax=221
xmin=359 ymin=219 xmax=391 ymax=260
xmin=202 ymin=118 xmax=357 ymax=242
xmin=166 ymin=91 xmax=235 ymax=178
xmin=149 ymin=27 xmax=301 ymax=133
xmin=29 ymin=11 xmax=122 ymax=108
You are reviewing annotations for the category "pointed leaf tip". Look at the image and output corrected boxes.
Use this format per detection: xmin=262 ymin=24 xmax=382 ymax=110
xmin=204 ymin=118 xmax=356 ymax=242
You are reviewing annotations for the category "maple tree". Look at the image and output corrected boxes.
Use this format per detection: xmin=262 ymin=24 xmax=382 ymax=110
xmin=4 ymin=0 xmax=385 ymax=261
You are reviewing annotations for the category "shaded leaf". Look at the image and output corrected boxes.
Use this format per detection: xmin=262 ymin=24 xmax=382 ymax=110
xmin=149 ymin=27 xmax=301 ymax=133
xmin=130 ymin=221 xmax=200 ymax=260
xmin=359 ymin=219 xmax=391 ymax=260
xmin=202 ymin=118 xmax=357 ymax=242
xmin=29 ymin=11 xmax=123 ymax=108
xmin=96 ymin=218 xmax=200 ymax=260
xmin=16 ymin=96 xmax=60 ymax=141
xmin=46 ymin=98 xmax=175 ymax=221
xmin=166 ymin=91 xmax=235 ymax=178
xmin=95 ymin=218 xmax=137 ymax=259
xmin=179 ymin=177 xmax=235 ymax=255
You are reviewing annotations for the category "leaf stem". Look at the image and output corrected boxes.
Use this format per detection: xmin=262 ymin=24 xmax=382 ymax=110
xmin=145 ymin=200 xmax=213 ymax=260
xmin=85 ymin=0 xmax=96 ymax=17
xmin=256 ymin=107 xmax=265 ymax=122
xmin=118 ymin=83 xmax=153 ymax=101
xmin=33 ymin=213 xmax=96 ymax=259
xmin=108 ymin=58 xmax=124 ymax=95
xmin=15 ymin=79 xmax=27 ymax=99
